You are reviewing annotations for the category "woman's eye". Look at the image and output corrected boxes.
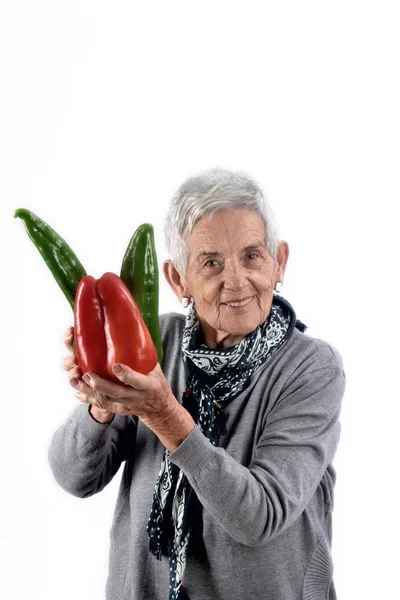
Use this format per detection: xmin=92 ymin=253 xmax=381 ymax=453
xmin=204 ymin=259 xmax=218 ymax=268
xmin=247 ymin=253 xmax=259 ymax=261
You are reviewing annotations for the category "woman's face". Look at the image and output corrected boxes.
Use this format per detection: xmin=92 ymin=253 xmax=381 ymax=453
xmin=180 ymin=208 xmax=288 ymax=348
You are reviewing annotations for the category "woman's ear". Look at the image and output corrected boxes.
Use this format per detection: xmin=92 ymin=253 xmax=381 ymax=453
xmin=163 ymin=260 xmax=187 ymax=303
xmin=275 ymin=241 xmax=289 ymax=284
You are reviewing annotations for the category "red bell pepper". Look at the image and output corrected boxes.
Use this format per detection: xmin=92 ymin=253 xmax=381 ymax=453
xmin=74 ymin=272 xmax=158 ymax=382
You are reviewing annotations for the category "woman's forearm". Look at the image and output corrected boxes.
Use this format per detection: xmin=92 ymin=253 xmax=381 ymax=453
xmin=141 ymin=402 xmax=195 ymax=453
xmin=48 ymin=404 xmax=133 ymax=498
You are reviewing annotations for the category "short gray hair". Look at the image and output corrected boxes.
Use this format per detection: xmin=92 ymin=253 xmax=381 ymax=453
xmin=164 ymin=168 xmax=280 ymax=274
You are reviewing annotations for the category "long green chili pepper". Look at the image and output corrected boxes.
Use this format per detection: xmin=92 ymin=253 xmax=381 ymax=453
xmin=120 ymin=223 xmax=163 ymax=364
xmin=14 ymin=208 xmax=87 ymax=310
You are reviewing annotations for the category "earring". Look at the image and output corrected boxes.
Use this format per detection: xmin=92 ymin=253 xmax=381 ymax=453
xmin=274 ymin=281 xmax=282 ymax=293
xmin=182 ymin=296 xmax=191 ymax=308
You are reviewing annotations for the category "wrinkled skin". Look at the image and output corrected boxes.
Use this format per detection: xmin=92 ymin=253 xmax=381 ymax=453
xmin=163 ymin=208 xmax=289 ymax=348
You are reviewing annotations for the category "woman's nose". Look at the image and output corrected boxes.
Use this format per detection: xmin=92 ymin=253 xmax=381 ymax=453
xmin=223 ymin=261 xmax=247 ymax=291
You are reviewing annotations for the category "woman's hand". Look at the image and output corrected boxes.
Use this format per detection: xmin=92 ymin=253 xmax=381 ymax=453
xmin=62 ymin=326 xmax=114 ymax=423
xmin=62 ymin=326 xmax=195 ymax=450
xmin=77 ymin=362 xmax=195 ymax=451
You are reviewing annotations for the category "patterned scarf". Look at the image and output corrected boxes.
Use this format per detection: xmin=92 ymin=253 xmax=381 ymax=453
xmin=147 ymin=295 xmax=306 ymax=600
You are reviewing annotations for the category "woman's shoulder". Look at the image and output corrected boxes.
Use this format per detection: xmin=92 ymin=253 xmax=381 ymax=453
xmin=160 ymin=311 xmax=185 ymax=326
xmin=283 ymin=327 xmax=345 ymax=376
xmin=159 ymin=312 xmax=186 ymax=341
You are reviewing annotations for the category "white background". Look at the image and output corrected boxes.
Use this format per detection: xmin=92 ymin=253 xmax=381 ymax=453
xmin=1 ymin=1 xmax=399 ymax=599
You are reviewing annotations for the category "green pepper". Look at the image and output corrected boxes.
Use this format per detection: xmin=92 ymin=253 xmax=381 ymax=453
xmin=14 ymin=208 xmax=87 ymax=310
xmin=120 ymin=223 xmax=163 ymax=364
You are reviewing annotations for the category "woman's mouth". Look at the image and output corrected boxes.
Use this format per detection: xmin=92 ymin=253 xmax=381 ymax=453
xmin=223 ymin=297 xmax=253 ymax=308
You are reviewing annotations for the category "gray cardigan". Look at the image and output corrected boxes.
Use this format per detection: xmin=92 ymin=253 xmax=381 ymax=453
xmin=48 ymin=312 xmax=345 ymax=600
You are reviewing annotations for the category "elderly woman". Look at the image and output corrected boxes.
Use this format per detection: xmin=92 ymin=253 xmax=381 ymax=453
xmin=50 ymin=168 xmax=345 ymax=600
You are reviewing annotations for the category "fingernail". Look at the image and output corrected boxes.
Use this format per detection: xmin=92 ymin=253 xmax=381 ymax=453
xmin=70 ymin=378 xmax=79 ymax=388
xmin=83 ymin=374 xmax=92 ymax=384
xmin=112 ymin=364 xmax=122 ymax=375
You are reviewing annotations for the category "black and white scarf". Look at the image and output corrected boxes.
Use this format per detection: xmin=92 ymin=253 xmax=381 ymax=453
xmin=147 ymin=295 xmax=306 ymax=600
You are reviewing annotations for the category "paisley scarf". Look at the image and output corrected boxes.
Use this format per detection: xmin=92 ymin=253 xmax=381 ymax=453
xmin=147 ymin=295 xmax=306 ymax=600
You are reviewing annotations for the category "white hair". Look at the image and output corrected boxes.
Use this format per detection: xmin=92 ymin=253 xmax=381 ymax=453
xmin=164 ymin=167 xmax=280 ymax=274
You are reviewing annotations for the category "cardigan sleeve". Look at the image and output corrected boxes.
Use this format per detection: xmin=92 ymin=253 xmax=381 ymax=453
xmin=48 ymin=404 xmax=137 ymax=498
xmin=47 ymin=313 xmax=182 ymax=500
xmin=168 ymin=362 xmax=345 ymax=547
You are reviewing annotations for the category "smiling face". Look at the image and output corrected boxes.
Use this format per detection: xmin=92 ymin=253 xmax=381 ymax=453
xmin=164 ymin=208 xmax=289 ymax=348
